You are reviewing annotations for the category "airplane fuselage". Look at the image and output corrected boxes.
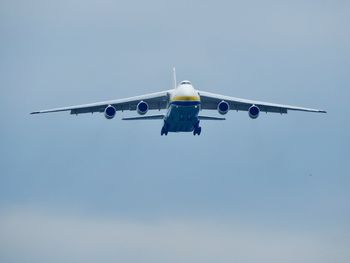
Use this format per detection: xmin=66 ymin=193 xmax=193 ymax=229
xmin=162 ymin=81 xmax=202 ymax=135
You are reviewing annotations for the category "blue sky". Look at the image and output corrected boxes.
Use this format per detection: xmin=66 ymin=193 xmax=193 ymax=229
xmin=0 ymin=0 xmax=349 ymax=262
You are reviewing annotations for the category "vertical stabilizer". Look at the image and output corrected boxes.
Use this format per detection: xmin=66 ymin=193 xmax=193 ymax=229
xmin=173 ymin=67 xmax=177 ymax=89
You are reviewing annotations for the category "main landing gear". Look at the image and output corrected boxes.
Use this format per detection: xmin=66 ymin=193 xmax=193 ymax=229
xmin=193 ymin=126 xmax=202 ymax=136
xmin=160 ymin=122 xmax=202 ymax=136
xmin=193 ymin=122 xmax=202 ymax=136
xmin=161 ymin=125 xmax=168 ymax=136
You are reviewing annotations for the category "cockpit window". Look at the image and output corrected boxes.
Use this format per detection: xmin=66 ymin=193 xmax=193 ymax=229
xmin=180 ymin=80 xmax=191 ymax=85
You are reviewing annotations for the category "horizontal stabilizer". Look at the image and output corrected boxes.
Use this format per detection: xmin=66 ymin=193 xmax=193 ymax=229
xmin=199 ymin=116 xmax=226 ymax=120
xmin=122 ymin=114 xmax=165 ymax=120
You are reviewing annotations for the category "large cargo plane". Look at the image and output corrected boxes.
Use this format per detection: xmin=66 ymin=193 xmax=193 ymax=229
xmin=31 ymin=68 xmax=326 ymax=136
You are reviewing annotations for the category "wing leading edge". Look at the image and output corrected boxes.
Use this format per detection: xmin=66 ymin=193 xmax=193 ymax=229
xmin=199 ymin=91 xmax=326 ymax=114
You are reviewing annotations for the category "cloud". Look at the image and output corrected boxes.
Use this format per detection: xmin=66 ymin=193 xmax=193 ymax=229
xmin=0 ymin=208 xmax=349 ymax=263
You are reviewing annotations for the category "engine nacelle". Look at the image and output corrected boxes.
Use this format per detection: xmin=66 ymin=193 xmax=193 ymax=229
xmin=217 ymin=100 xmax=230 ymax=115
xmin=248 ymin=105 xmax=260 ymax=119
xmin=137 ymin=101 xmax=149 ymax=115
xmin=104 ymin=105 xmax=116 ymax=119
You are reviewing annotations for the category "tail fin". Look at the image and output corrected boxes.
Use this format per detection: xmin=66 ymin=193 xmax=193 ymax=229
xmin=173 ymin=67 xmax=177 ymax=89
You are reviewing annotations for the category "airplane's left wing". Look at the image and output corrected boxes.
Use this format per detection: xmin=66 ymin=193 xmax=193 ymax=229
xmin=199 ymin=91 xmax=326 ymax=114
xmin=31 ymin=90 xmax=171 ymax=115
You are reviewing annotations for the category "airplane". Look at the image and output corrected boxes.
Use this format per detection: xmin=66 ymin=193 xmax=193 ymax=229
xmin=31 ymin=68 xmax=326 ymax=136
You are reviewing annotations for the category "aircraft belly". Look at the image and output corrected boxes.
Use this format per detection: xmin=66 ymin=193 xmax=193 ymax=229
xmin=165 ymin=105 xmax=199 ymax=132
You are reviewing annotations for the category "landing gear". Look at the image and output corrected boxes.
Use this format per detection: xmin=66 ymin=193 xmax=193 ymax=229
xmin=161 ymin=124 xmax=168 ymax=136
xmin=193 ymin=126 xmax=202 ymax=136
xmin=193 ymin=121 xmax=202 ymax=136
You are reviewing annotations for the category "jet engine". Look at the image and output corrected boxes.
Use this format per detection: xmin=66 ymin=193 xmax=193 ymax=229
xmin=217 ymin=101 xmax=230 ymax=115
xmin=248 ymin=105 xmax=260 ymax=119
xmin=137 ymin=101 xmax=149 ymax=115
xmin=104 ymin=105 xmax=117 ymax=119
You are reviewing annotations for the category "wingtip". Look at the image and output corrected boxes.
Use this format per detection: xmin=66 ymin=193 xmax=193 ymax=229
xmin=320 ymin=110 xmax=327 ymax=113
xmin=30 ymin=111 xmax=39 ymax=115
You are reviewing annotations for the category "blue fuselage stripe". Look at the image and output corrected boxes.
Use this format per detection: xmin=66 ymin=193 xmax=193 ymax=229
xmin=170 ymin=101 xmax=201 ymax=106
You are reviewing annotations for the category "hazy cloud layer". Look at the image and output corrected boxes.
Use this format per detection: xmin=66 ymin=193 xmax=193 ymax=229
xmin=1 ymin=208 xmax=349 ymax=263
